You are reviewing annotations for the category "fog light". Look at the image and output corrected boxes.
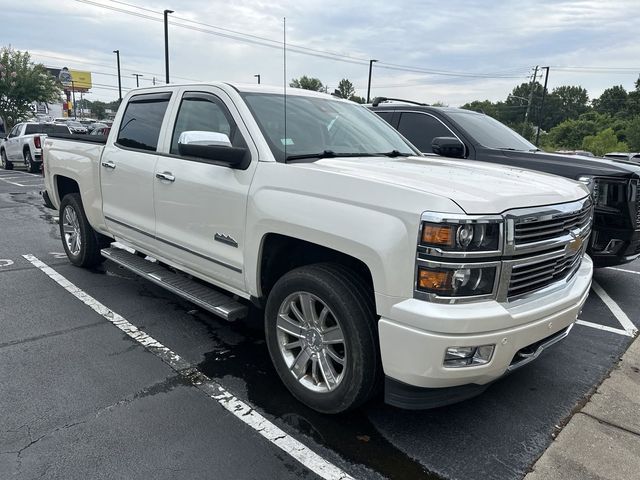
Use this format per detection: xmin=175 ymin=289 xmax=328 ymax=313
xmin=444 ymin=344 xmax=495 ymax=368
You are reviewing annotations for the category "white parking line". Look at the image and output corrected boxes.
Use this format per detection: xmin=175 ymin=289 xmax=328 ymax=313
xmin=575 ymin=320 xmax=632 ymax=337
xmin=606 ymin=267 xmax=640 ymax=276
xmin=22 ymin=254 xmax=354 ymax=480
xmin=592 ymin=280 xmax=638 ymax=337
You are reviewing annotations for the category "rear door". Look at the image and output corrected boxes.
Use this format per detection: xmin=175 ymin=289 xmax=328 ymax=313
xmin=153 ymin=87 xmax=257 ymax=292
xmin=101 ymin=92 xmax=172 ymax=249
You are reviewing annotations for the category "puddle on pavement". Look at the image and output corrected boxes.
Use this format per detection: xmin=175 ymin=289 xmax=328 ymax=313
xmin=193 ymin=308 xmax=441 ymax=480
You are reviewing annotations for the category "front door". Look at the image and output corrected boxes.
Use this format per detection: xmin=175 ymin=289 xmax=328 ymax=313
xmin=5 ymin=124 xmax=23 ymax=161
xmin=101 ymin=92 xmax=172 ymax=250
xmin=153 ymin=88 xmax=257 ymax=293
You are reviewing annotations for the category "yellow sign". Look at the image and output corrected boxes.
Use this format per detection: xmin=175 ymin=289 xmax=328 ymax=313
xmin=69 ymin=70 xmax=92 ymax=90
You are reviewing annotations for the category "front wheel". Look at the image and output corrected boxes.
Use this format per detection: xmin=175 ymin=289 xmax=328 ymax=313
xmin=59 ymin=193 xmax=106 ymax=267
xmin=1 ymin=149 xmax=13 ymax=170
xmin=265 ymin=263 xmax=380 ymax=413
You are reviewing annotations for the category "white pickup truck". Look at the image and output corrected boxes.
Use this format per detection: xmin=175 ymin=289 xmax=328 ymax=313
xmin=43 ymin=83 xmax=593 ymax=413
xmin=1 ymin=122 xmax=71 ymax=172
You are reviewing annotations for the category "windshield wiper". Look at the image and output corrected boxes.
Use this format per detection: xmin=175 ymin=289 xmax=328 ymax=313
xmin=285 ymin=150 xmax=379 ymax=162
xmin=377 ymin=150 xmax=413 ymax=157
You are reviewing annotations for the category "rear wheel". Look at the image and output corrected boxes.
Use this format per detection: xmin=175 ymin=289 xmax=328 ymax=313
xmin=24 ymin=150 xmax=38 ymax=173
xmin=59 ymin=193 xmax=106 ymax=268
xmin=265 ymin=263 xmax=379 ymax=413
xmin=1 ymin=149 xmax=13 ymax=170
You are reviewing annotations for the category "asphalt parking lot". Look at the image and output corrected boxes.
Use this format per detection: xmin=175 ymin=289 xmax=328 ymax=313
xmin=1 ymin=167 xmax=638 ymax=480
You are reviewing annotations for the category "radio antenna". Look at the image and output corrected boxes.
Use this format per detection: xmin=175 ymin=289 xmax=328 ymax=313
xmin=283 ymin=16 xmax=287 ymax=161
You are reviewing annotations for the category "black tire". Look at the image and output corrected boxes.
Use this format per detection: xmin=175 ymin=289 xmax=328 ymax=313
xmin=1 ymin=149 xmax=13 ymax=170
xmin=24 ymin=149 xmax=38 ymax=173
xmin=59 ymin=193 xmax=106 ymax=268
xmin=265 ymin=263 xmax=380 ymax=414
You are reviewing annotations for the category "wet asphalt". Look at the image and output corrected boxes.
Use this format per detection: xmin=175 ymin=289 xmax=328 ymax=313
xmin=0 ymin=168 xmax=638 ymax=480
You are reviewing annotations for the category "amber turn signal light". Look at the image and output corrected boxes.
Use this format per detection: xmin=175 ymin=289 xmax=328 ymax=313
xmin=418 ymin=268 xmax=452 ymax=291
xmin=421 ymin=224 xmax=454 ymax=247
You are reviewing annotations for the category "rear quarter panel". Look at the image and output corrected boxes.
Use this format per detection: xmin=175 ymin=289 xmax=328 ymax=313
xmin=44 ymin=138 xmax=109 ymax=234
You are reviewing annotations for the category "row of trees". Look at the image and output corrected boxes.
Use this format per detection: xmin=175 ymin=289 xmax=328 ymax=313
xmin=462 ymin=78 xmax=640 ymax=155
xmin=290 ymin=76 xmax=365 ymax=103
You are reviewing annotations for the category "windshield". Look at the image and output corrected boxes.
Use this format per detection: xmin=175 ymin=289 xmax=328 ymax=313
xmin=67 ymin=121 xmax=82 ymax=127
xmin=448 ymin=111 xmax=537 ymax=151
xmin=241 ymin=92 xmax=417 ymax=161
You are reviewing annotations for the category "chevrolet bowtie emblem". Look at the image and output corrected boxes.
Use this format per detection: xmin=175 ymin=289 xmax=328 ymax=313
xmin=566 ymin=231 xmax=583 ymax=255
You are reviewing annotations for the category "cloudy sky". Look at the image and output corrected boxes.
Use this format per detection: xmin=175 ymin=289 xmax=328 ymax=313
xmin=2 ymin=0 xmax=639 ymax=105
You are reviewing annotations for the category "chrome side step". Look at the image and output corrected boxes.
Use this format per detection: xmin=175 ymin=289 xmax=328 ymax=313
xmin=101 ymin=247 xmax=248 ymax=321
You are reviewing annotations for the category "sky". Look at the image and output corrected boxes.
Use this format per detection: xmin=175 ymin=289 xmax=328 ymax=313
xmin=1 ymin=0 xmax=639 ymax=106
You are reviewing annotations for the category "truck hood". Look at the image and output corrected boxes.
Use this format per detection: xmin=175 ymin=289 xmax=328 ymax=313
xmin=499 ymin=150 xmax=640 ymax=178
xmin=306 ymin=156 xmax=589 ymax=214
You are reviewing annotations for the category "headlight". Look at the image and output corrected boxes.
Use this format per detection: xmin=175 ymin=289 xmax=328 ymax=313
xmin=591 ymin=178 xmax=627 ymax=211
xmin=420 ymin=220 xmax=501 ymax=253
xmin=417 ymin=264 xmax=497 ymax=297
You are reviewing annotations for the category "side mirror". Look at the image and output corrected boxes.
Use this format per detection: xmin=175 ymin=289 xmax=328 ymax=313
xmin=177 ymin=131 xmax=249 ymax=169
xmin=432 ymin=137 xmax=465 ymax=158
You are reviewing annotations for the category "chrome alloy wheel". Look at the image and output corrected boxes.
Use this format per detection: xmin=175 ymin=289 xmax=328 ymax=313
xmin=62 ymin=205 xmax=82 ymax=255
xmin=276 ymin=292 xmax=347 ymax=393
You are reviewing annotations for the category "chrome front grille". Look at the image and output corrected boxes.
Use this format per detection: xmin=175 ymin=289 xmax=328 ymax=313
xmin=635 ymin=181 xmax=640 ymax=227
xmin=507 ymin=247 xmax=584 ymax=298
xmin=514 ymin=202 xmax=592 ymax=245
xmin=501 ymin=197 xmax=593 ymax=300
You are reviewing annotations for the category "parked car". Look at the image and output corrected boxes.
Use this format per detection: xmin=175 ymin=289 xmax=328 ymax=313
xmin=43 ymin=83 xmax=593 ymax=413
xmin=555 ymin=150 xmax=595 ymax=157
xmin=1 ymin=122 xmax=70 ymax=172
xmin=65 ymin=120 xmax=88 ymax=134
xmin=89 ymin=123 xmax=110 ymax=136
xmin=370 ymin=99 xmax=640 ymax=267
xmin=604 ymin=152 xmax=640 ymax=162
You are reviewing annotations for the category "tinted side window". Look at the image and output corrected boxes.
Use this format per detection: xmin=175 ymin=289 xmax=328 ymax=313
xmin=117 ymin=93 xmax=171 ymax=152
xmin=397 ymin=112 xmax=454 ymax=153
xmin=375 ymin=111 xmax=394 ymax=125
xmin=10 ymin=125 xmax=22 ymax=137
xmin=25 ymin=124 xmax=44 ymax=135
xmin=170 ymin=93 xmax=244 ymax=154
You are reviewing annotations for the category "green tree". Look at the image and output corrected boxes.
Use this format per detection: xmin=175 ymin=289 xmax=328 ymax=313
xmin=542 ymin=85 xmax=590 ymax=129
xmin=290 ymin=75 xmax=324 ymax=92
xmin=336 ymin=78 xmax=355 ymax=99
xmin=626 ymin=116 xmax=640 ymax=151
xmin=0 ymin=47 xmax=62 ymax=130
xmin=593 ymin=85 xmax=628 ymax=117
xmin=582 ymin=128 xmax=628 ymax=156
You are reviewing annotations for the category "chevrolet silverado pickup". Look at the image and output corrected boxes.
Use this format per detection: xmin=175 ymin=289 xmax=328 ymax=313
xmin=43 ymin=83 xmax=593 ymax=413
xmin=370 ymin=100 xmax=640 ymax=267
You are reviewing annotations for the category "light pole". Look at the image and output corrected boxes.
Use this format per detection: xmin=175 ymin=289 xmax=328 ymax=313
xmin=366 ymin=59 xmax=378 ymax=103
xmin=133 ymin=73 xmax=143 ymax=87
xmin=164 ymin=9 xmax=174 ymax=84
xmin=254 ymin=74 xmax=261 ymax=84
xmin=113 ymin=50 xmax=122 ymax=102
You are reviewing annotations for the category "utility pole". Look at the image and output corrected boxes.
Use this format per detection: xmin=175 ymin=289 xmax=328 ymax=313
xmin=254 ymin=74 xmax=261 ymax=84
xmin=535 ymin=66 xmax=550 ymax=146
xmin=113 ymin=50 xmax=122 ymax=102
xmin=522 ymin=65 xmax=539 ymax=136
xmin=367 ymin=59 xmax=378 ymax=103
xmin=71 ymin=80 xmax=77 ymax=119
xmin=132 ymin=74 xmax=143 ymax=87
xmin=164 ymin=9 xmax=174 ymax=84
xmin=152 ymin=76 xmax=156 ymax=85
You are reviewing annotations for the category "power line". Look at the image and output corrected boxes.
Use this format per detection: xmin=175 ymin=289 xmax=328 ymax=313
xmin=73 ymin=0 xmax=536 ymax=80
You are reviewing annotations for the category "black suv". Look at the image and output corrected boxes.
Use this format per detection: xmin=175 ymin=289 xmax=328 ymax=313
xmin=370 ymin=99 xmax=640 ymax=267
